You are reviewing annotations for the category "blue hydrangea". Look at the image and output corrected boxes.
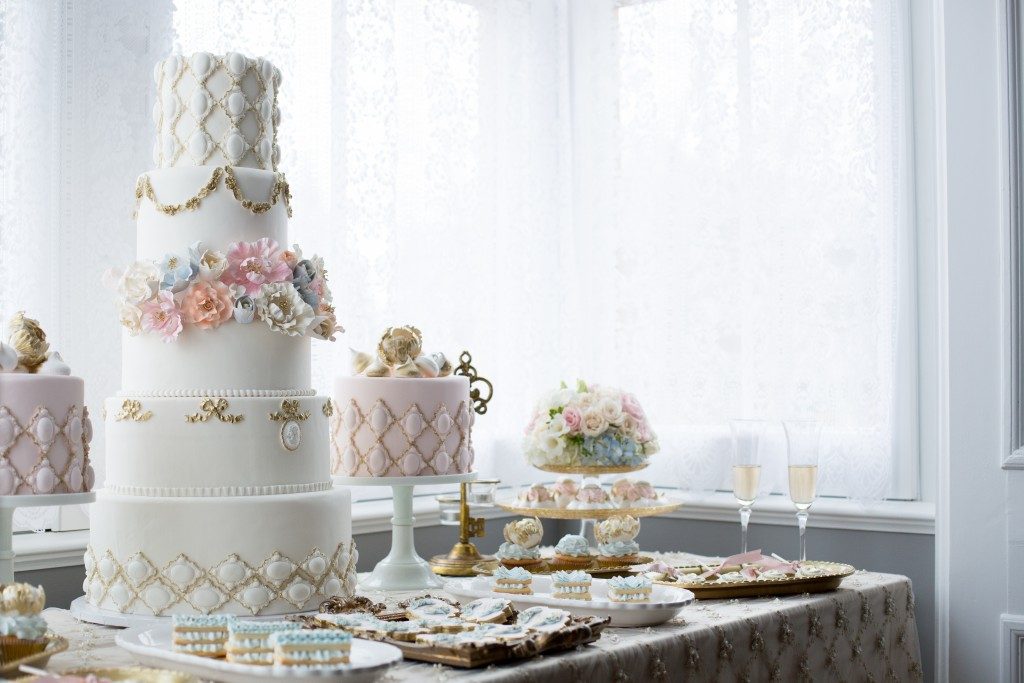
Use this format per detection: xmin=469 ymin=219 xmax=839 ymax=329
xmin=583 ymin=432 xmax=644 ymax=465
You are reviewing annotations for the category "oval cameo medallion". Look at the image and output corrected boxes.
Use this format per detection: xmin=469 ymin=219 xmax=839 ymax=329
xmin=281 ymin=420 xmax=301 ymax=451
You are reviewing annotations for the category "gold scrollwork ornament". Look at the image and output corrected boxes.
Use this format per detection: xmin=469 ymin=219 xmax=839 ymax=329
xmin=454 ymin=351 xmax=494 ymax=415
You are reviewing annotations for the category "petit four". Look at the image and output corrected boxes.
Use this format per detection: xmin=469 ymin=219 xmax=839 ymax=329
xmin=609 ymin=478 xmax=642 ymax=507
xmin=171 ymin=615 xmax=233 ymax=658
xmin=0 ymin=583 xmax=49 ymax=662
xmin=460 ymin=598 xmax=514 ymax=624
xmin=226 ymin=620 xmax=300 ymax=665
xmin=595 ymin=515 xmax=642 ymax=565
xmin=607 ymin=575 xmax=653 ymax=602
xmin=551 ymin=477 xmax=579 ymax=508
xmin=518 ymin=483 xmax=555 ymax=508
xmin=552 ymin=534 xmax=593 ymax=568
xmin=568 ymin=483 xmax=612 ymax=510
xmin=516 ymin=606 xmax=571 ymax=633
xmin=271 ymin=629 xmax=352 ymax=666
xmin=493 ymin=566 xmax=534 ymax=595
xmin=633 ymin=480 xmax=660 ymax=506
xmin=497 ymin=517 xmax=544 ymax=569
xmin=405 ymin=596 xmax=459 ymax=621
xmin=551 ymin=570 xmax=592 ymax=600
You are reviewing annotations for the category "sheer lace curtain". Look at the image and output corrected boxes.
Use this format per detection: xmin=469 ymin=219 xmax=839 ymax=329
xmin=0 ymin=0 xmax=915 ymax=519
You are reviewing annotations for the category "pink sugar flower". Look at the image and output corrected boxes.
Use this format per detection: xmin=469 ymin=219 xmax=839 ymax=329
xmin=181 ymin=280 xmax=234 ymax=330
xmin=140 ymin=291 xmax=183 ymax=342
xmin=622 ymin=393 xmax=646 ymax=420
xmin=562 ymin=406 xmax=582 ymax=433
xmin=224 ymin=237 xmax=293 ymax=296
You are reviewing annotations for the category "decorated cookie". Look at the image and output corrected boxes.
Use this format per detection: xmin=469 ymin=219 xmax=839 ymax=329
xmin=404 ymin=596 xmax=459 ymax=621
xmin=460 ymin=598 xmax=514 ymax=624
xmin=517 ymin=606 xmax=571 ymax=633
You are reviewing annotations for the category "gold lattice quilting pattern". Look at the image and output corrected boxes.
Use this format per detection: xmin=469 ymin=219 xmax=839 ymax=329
xmin=154 ymin=53 xmax=280 ymax=170
xmin=0 ymin=404 xmax=92 ymax=494
xmin=83 ymin=541 xmax=358 ymax=616
xmin=329 ymin=398 xmax=473 ymax=477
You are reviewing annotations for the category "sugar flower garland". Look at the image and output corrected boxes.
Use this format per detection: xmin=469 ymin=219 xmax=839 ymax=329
xmin=523 ymin=380 xmax=659 ymax=468
xmin=105 ymin=239 xmax=342 ymax=342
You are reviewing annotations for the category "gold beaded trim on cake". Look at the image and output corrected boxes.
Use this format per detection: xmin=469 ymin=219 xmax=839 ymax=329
xmin=114 ymin=399 xmax=153 ymax=422
xmin=134 ymin=165 xmax=292 ymax=219
xmin=185 ymin=398 xmax=244 ymax=424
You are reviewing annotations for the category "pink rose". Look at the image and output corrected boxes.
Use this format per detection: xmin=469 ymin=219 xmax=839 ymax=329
xmin=224 ymin=238 xmax=293 ymax=296
xmin=622 ymin=393 xmax=646 ymax=420
xmin=181 ymin=281 xmax=233 ymax=330
xmin=140 ymin=291 xmax=183 ymax=343
xmin=562 ymin=406 xmax=582 ymax=433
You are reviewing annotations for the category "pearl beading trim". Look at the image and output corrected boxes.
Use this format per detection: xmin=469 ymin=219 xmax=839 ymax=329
xmin=104 ymin=481 xmax=333 ymax=498
xmin=84 ymin=541 xmax=358 ymax=616
xmin=118 ymin=389 xmax=316 ymax=398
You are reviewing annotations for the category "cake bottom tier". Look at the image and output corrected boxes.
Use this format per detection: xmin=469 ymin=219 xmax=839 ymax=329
xmin=84 ymin=488 xmax=356 ymax=616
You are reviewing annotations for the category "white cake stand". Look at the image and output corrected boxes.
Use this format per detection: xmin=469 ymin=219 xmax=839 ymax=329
xmin=333 ymin=472 xmax=477 ymax=591
xmin=0 ymin=492 xmax=95 ymax=583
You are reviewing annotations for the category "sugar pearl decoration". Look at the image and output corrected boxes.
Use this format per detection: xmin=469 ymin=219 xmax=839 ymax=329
xmin=225 ymin=51 xmax=248 ymax=76
xmin=225 ymin=89 xmax=247 ymax=118
xmin=0 ymin=464 xmax=17 ymax=495
xmin=190 ymin=52 xmax=214 ymax=78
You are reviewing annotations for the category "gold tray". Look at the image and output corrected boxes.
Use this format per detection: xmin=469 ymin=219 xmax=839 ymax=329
xmin=655 ymin=561 xmax=856 ymax=599
xmin=472 ymin=557 xmax=653 ymax=577
xmin=496 ymin=499 xmax=681 ymax=519
xmin=534 ymin=464 xmax=648 ymax=475
xmin=1 ymin=634 xmax=67 ymax=679
xmin=18 ymin=667 xmax=198 ymax=682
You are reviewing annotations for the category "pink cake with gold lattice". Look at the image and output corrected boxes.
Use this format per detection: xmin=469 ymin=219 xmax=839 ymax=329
xmin=0 ymin=312 xmax=94 ymax=495
xmin=330 ymin=326 xmax=474 ymax=478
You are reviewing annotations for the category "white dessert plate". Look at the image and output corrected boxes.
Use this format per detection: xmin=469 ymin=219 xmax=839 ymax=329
xmin=444 ymin=574 xmax=693 ymax=627
xmin=116 ymin=624 xmax=402 ymax=683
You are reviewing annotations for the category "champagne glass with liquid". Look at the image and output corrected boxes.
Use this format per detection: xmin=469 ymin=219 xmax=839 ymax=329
xmin=784 ymin=420 xmax=822 ymax=561
xmin=729 ymin=419 xmax=767 ymax=553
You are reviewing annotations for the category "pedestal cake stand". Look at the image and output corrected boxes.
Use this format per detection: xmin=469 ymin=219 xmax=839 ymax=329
xmin=0 ymin=492 xmax=95 ymax=583
xmin=334 ymin=472 xmax=477 ymax=591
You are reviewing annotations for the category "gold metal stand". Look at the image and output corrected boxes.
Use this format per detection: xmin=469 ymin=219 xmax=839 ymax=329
xmin=430 ymin=479 xmax=500 ymax=576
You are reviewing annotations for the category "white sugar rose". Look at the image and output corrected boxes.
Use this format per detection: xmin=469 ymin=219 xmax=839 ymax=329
xmin=255 ymin=283 xmax=315 ymax=337
xmin=113 ymin=261 xmax=159 ymax=304
xmin=196 ymin=248 xmax=228 ymax=281
xmin=581 ymin=408 xmax=608 ymax=437
xmin=598 ymin=396 xmax=623 ymax=425
xmin=576 ymin=392 xmax=598 ymax=410
xmin=118 ymin=302 xmax=144 ymax=336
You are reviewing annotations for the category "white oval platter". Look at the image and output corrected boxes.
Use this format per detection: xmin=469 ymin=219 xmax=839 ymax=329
xmin=444 ymin=574 xmax=694 ymax=627
xmin=116 ymin=624 xmax=402 ymax=683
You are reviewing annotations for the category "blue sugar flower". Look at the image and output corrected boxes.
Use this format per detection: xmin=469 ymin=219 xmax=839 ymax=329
xmin=158 ymin=252 xmax=196 ymax=292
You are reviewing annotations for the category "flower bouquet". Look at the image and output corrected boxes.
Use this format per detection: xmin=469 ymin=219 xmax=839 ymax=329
xmin=524 ymin=380 xmax=658 ymax=470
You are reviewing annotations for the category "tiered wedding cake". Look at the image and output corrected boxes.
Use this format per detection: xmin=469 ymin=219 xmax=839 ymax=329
xmin=83 ymin=52 xmax=356 ymax=616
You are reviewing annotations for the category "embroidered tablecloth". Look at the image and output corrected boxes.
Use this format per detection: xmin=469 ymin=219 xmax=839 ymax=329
xmin=40 ymin=564 xmax=922 ymax=682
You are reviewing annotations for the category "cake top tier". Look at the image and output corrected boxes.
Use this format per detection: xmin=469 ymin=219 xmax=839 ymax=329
xmin=153 ymin=52 xmax=281 ymax=171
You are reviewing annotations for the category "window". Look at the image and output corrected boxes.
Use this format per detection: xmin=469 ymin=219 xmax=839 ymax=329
xmin=0 ymin=0 xmax=919 ymax=516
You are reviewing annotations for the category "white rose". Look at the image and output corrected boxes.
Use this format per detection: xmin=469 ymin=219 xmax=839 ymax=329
xmin=115 ymin=261 xmax=159 ymax=304
xmin=644 ymin=438 xmax=660 ymax=456
xmin=581 ymin=409 xmax=608 ymax=437
xmin=576 ymin=392 xmax=598 ymax=409
xmin=118 ymin=302 xmax=143 ymax=336
xmin=620 ymin=414 xmax=640 ymax=440
xmin=543 ymin=387 xmax=575 ymax=412
xmin=196 ymin=248 xmax=228 ymax=280
xmin=598 ymin=396 xmax=623 ymax=425
xmin=547 ymin=413 xmax=570 ymax=436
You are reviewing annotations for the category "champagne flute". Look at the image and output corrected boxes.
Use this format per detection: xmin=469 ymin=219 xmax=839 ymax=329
xmin=784 ymin=420 xmax=822 ymax=561
xmin=729 ymin=419 xmax=767 ymax=554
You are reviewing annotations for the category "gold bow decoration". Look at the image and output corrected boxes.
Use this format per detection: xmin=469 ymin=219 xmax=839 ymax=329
xmin=114 ymin=399 xmax=153 ymax=422
xmin=186 ymin=398 xmax=244 ymax=424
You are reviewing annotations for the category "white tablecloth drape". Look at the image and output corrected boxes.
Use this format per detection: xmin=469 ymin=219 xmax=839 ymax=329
xmin=41 ymin=570 xmax=922 ymax=682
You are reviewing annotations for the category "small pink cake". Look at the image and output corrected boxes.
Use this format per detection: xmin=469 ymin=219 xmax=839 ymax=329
xmin=551 ymin=477 xmax=578 ymax=508
xmin=0 ymin=313 xmax=94 ymax=494
xmin=331 ymin=326 xmax=474 ymax=478
xmin=568 ymin=483 xmax=612 ymax=510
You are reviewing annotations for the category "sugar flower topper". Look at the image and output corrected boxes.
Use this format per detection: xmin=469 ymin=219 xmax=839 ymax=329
xmin=1 ymin=312 xmax=71 ymax=375
xmin=350 ymin=326 xmax=454 ymax=378
xmin=105 ymin=239 xmax=341 ymax=342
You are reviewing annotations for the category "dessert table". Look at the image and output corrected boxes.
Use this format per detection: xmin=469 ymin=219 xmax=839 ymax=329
xmin=41 ymin=559 xmax=922 ymax=682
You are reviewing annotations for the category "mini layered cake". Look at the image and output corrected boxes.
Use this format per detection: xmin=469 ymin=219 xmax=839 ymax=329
xmin=607 ymin=575 xmax=653 ymax=602
xmin=551 ymin=570 xmax=592 ymax=600
xmin=0 ymin=312 xmax=94 ymax=495
xmin=271 ymin=630 xmax=352 ymax=666
xmin=171 ymin=615 xmax=232 ymax=658
xmin=226 ymin=620 xmax=300 ymax=665
xmin=331 ymin=326 xmax=474 ymax=478
xmin=493 ymin=566 xmax=533 ymax=595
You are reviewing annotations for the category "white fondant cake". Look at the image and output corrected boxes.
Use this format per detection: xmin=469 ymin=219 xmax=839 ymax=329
xmin=330 ymin=375 xmax=475 ymax=478
xmin=86 ymin=52 xmax=353 ymax=616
